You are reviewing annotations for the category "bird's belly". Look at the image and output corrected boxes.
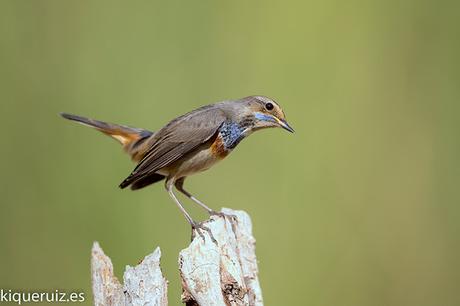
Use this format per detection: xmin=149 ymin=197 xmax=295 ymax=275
xmin=160 ymin=145 xmax=228 ymax=179
xmin=157 ymin=133 xmax=237 ymax=179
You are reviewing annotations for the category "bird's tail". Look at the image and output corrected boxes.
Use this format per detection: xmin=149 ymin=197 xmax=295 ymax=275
xmin=60 ymin=113 xmax=153 ymax=161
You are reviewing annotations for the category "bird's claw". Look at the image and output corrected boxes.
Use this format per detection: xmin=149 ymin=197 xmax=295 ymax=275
xmin=210 ymin=210 xmax=237 ymax=221
xmin=209 ymin=210 xmax=238 ymax=232
xmin=191 ymin=221 xmax=218 ymax=245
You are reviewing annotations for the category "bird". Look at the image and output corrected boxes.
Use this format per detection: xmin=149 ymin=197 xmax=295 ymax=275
xmin=61 ymin=95 xmax=294 ymax=239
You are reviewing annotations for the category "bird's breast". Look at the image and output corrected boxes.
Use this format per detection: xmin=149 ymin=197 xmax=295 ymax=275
xmin=218 ymin=121 xmax=246 ymax=150
xmin=210 ymin=133 xmax=230 ymax=159
xmin=208 ymin=121 xmax=246 ymax=160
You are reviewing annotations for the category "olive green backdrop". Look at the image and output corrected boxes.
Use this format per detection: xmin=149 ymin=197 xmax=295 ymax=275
xmin=1 ymin=1 xmax=459 ymax=305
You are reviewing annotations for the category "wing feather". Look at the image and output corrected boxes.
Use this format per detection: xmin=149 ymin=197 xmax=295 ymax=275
xmin=119 ymin=106 xmax=227 ymax=188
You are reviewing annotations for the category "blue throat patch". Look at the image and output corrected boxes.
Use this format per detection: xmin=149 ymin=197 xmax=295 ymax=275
xmin=219 ymin=121 xmax=245 ymax=150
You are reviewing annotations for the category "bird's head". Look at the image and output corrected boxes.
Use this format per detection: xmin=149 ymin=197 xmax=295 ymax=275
xmin=238 ymin=95 xmax=294 ymax=133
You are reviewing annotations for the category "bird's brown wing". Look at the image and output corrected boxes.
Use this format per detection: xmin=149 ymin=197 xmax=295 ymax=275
xmin=119 ymin=106 xmax=227 ymax=188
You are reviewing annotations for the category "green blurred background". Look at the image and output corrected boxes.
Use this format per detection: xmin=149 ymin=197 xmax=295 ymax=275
xmin=1 ymin=1 xmax=459 ymax=305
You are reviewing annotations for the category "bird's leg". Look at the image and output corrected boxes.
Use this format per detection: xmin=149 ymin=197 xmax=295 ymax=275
xmin=174 ymin=177 xmax=216 ymax=214
xmin=174 ymin=177 xmax=238 ymax=226
xmin=166 ymin=179 xmax=217 ymax=244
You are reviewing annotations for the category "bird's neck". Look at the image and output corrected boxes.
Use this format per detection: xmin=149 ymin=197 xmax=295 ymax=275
xmin=219 ymin=116 xmax=254 ymax=150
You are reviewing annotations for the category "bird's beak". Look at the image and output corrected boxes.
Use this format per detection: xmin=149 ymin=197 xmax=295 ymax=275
xmin=254 ymin=112 xmax=295 ymax=133
xmin=274 ymin=117 xmax=295 ymax=133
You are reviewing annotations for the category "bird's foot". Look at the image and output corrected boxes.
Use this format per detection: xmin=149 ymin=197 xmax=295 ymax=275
xmin=191 ymin=221 xmax=218 ymax=245
xmin=209 ymin=210 xmax=238 ymax=233
xmin=210 ymin=210 xmax=237 ymax=222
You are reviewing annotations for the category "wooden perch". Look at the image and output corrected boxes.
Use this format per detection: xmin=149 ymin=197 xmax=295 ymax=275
xmin=91 ymin=208 xmax=263 ymax=306
xmin=91 ymin=242 xmax=168 ymax=306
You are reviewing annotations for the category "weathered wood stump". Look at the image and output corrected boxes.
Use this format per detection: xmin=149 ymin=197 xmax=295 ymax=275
xmin=91 ymin=208 xmax=263 ymax=306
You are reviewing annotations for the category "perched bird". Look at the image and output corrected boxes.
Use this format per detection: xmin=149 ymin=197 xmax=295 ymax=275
xmin=61 ymin=95 xmax=294 ymax=237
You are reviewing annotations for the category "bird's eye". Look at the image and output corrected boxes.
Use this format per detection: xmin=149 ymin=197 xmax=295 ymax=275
xmin=265 ymin=102 xmax=274 ymax=111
